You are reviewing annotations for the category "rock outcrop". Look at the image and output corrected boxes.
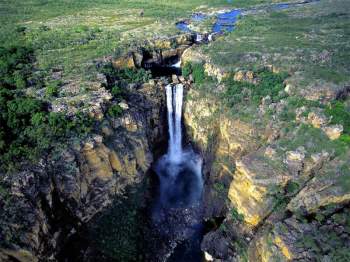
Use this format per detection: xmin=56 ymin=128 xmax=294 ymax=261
xmin=0 ymin=81 xmax=166 ymax=260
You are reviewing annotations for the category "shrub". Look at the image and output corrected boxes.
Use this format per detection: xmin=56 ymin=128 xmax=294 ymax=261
xmin=181 ymin=62 xmax=211 ymax=85
xmin=101 ymin=63 xmax=151 ymax=85
xmin=0 ymin=46 xmax=35 ymax=89
xmin=45 ymin=80 xmax=61 ymax=97
xmin=107 ymin=104 xmax=123 ymax=118
xmin=339 ymin=134 xmax=350 ymax=146
xmin=0 ymin=45 xmax=93 ymax=171
xmin=192 ymin=63 xmax=206 ymax=84
xmin=182 ymin=62 xmax=192 ymax=78
xmin=111 ymin=85 xmax=123 ymax=99
xmin=231 ymin=207 xmax=244 ymax=222
xmin=325 ymin=101 xmax=350 ymax=134
xmin=222 ymin=69 xmax=288 ymax=108
xmin=285 ymin=181 xmax=299 ymax=194
xmin=91 ymin=187 xmax=145 ymax=261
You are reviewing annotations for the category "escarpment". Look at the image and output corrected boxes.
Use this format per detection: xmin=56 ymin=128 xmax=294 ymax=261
xmin=0 ymin=77 xmax=167 ymax=261
xmin=1 ymin=0 xmax=350 ymax=261
xmin=182 ymin=40 xmax=350 ymax=261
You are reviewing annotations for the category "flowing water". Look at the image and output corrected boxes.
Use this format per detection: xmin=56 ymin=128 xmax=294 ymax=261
xmin=150 ymin=84 xmax=204 ymax=261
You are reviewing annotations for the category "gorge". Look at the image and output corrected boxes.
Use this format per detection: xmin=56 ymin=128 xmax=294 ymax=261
xmin=1 ymin=0 xmax=350 ymax=261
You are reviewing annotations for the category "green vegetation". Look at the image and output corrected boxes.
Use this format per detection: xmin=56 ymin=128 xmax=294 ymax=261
xmin=268 ymin=185 xmax=289 ymax=213
xmin=222 ymin=70 xmax=288 ymax=108
xmin=101 ymin=64 xmax=151 ymax=85
xmin=91 ymin=186 xmax=145 ymax=261
xmin=295 ymin=208 xmax=350 ymax=261
xmin=182 ymin=62 xmax=213 ymax=85
xmin=0 ymin=45 xmax=93 ymax=171
xmin=285 ymin=181 xmax=300 ymax=195
xmin=110 ymin=86 xmax=124 ymax=99
xmin=107 ymin=104 xmax=123 ymax=118
xmin=45 ymin=80 xmax=61 ymax=98
xmin=230 ymin=207 xmax=244 ymax=223
xmin=325 ymin=101 xmax=350 ymax=134
xmin=203 ymin=0 xmax=350 ymax=87
xmin=279 ymin=124 xmax=349 ymax=157
xmin=182 ymin=62 xmax=192 ymax=78
xmin=1 ymin=0 xmax=262 ymax=86
xmin=234 ymin=239 xmax=249 ymax=262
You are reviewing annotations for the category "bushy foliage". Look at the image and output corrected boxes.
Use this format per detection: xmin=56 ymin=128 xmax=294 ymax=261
xmin=325 ymin=101 xmax=350 ymax=134
xmin=0 ymin=45 xmax=93 ymax=171
xmin=107 ymin=104 xmax=123 ymax=118
xmin=181 ymin=62 xmax=207 ymax=84
xmin=101 ymin=63 xmax=151 ymax=85
xmin=230 ymin=207 xmax=244 ymax=222
xmin=110 ymin=85 xmax=123 ymax=99
xmin=91 ymin=187 xmax=145 ymax=261
xmin=0 ymin=46 xmax=35 ymax=89
xmin=45 ymin=80 xmax=61 ymax=97
xmin=182 ymin=62 xmax=192 ymax=78
xmin=222 ymin=69 xmax=288 ymax=107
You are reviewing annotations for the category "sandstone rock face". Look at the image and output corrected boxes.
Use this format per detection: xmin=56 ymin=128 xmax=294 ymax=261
xmin=184 ymin=89 xmax=260 ymax=222
xmin=288 ymin=153 xmax=350 ymax=214
xmin=112 ymin=53 xmax=135 ymax=69
xmin=233 ymin=70 xmax=256 ymax=84
xmin=204 ymin=62 xmax=229 ymax=83
xmin=51 ymin=82 xmax=112 ymax=120
xmin=110 ymin=34 xmax=195 ymax=72
xmin=0 ymin=82 xmax=166 ymax=260
xmin=307 ymin=110 xmax=328 ymax=128
xmin=181 ymin=45 xmax=207 ymax=65
xmin=322 ymin=124 xmax=343 ymax=140
xmin=228 ymin=151 xmax=291 ymax=227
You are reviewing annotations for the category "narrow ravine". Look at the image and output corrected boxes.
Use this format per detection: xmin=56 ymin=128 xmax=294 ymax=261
xmin=148 ymin=84 xmax=204 ymax=261
xmin=56 ymin=1 xmax=322 ymax=261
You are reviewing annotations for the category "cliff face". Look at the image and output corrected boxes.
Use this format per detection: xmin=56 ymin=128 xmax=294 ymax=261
xmin=184 ymin=89 xmax=261 ymax=221
xmin=183 ymin=44 xmax=350 ymax=261
xmin=0 ymin=81 xmax=166 ymax=261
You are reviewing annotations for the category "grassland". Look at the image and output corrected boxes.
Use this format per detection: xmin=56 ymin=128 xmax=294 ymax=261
xmin=0 ymin=0 xmax=295 ymax=84
xmin=203 ymin=0 xmax=350 ymax=86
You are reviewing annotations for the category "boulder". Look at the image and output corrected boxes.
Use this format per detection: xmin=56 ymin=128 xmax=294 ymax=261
xmin=228 ymin=150 xmax=291 ymax=227
xmin=307 ymin=110 xmax=328 ymax=128
xmin=322 ymin=124 xmax=343 ymax=140
xmin=112 ymin=53 xmax=135 ymax=69
xmin=288 ymin=153 xmax=350 ymax=213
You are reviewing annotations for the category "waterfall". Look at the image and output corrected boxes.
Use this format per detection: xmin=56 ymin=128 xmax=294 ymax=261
xmin=172 ymin=59 xmax=181 ymax=68
xmin=151 ymin=84 xmax=203 ymax=261
xmin=165 ymin=84 xmax=183 ymax=162
xmin=195 ymin=34 xmax=203 ymax=42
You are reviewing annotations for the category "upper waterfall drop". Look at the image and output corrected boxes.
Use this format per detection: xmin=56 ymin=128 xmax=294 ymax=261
xmin=165 ymin=83 xmax=184 ymax=163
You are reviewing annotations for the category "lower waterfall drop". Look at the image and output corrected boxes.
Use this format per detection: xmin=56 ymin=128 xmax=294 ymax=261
xmin=150 ymin=83 xmax=204 ymax=261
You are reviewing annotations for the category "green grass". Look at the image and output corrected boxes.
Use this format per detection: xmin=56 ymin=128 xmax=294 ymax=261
xmin=203 ymin=0 xmax=350 ymax=86
xmin=0 ymin=0 xmax=236 ymax=84
xmin=0 ymin=0 xmax=296 ymax=86
xmin=325 ymin=101 xmax=350 ymax=134
xmin=230 ymin=207 xmax=244 ymax=222
xmin=0 ymin=46 xmax=93 ymax=171
xmin=278 ymin=124 xmax=349 ymax=157
xmin=90 ymin=186 xmax=145 ymax=261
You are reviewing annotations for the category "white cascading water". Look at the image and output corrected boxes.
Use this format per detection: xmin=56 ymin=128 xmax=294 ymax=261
xmin=195 ymin=34 xmax=203 ymax=42
xmin=152 ymin=83 xmax=204 ymax=261
xmin=165 ymin=83 xmax=183 ymax=163
xmin=171 ymin=59 xmax=181 ymax=68
xmin=165 ymin=84 xmax=175 ymax=159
